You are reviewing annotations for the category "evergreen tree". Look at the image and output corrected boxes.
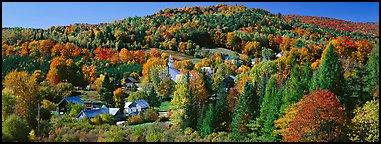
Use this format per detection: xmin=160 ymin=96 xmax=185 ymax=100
xmin=301 ymin=60 xmax=312 ymax=96
xmin=347 ymin=64 xmax=369 ymax=112
xmin=280 ymin=64 xmax=303 ymax=115
xmin=364 ymin=45 xmax=379 ymax=101
xmin=246 ymin=80 xmax=260 ymax=120
xmin=258 ymin=74 xmax=268 ymax=107
xmin=258 ymin=74 xmax=283 ymax=141
xmin=310 ymin=42 xmax=347 ymax=107
xmin=197 ymin=103 xmax=206 ymax=132
xmin=148 ymin=86 xmax=160 ymax=108
xmin=183 ymin=72 xmax=197 ymax=129
xmin=201 ymin=103 xmax=215 ymax=138
xmin=214 ymin=82 xmax=230 ymax=132
xmin=202 ymin=69 xmax=213 ymax=98
xmin=231 ymin=81 xmax=251 ymax=141
xmin=100 ymin=74 xmax=114 ymax=106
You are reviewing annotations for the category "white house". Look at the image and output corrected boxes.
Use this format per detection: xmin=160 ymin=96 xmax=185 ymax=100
xmin=124 ymin=100 xmax=150 ymax=116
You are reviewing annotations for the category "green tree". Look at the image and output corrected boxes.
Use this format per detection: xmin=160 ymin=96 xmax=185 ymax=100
xmin=2 ymin=114 xmax=30 ymax=142
xmin=148 ymin=86 xmax=160 ymax=108
xmin=99 ymin=114 xmax=115 ymax=125
xmin=184 ymin=86 xmax=197 ymax=129
xmin=231 ymin=81 xmax=252 ymax=141
xmin=201 ymin=103 xmax=216 ymax=138
xmin=157 ymin=72 xmax=175 ymax=98
xmin=196 ymin=104 xmax=206 ymax=132
xmin=100 ymin=74 xmax=114 ymax=106
xmin=280 ymin=64 xmax=303 ymax=115
xmin=67 ymin=103 xmax=85 ymax=118
xmin=257 ymin=74 xmax=282 ymax=141
xmin=364 ymin=45 xmax=379 ymax=101
xmin=127 ymin=91 xmax=149 ymax=102
xmin=310 ymin=42 xmax=347 ymax=108
xmin=214 ymin=82 xmax=230 ymax=132
xmin=300 ymin=60 xmax=312 ymax=96
xmin=54 ymin=82 xmax=74 ymax=102
xmin=2 ymin=88 xmax=16 ymax=122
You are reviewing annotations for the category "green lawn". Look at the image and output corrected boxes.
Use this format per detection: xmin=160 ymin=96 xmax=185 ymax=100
xmin=189 ymin=58 xmax=202 ymax=64
xmin=158 ymin=101 xmax=174 ymax=112
xmin=77 ymin=90 xmax=102 ymax=102
xmin=202 ymin=48 xmax=241 ymax=57
xmin=125 ymin=121 xmax=172 ymax=128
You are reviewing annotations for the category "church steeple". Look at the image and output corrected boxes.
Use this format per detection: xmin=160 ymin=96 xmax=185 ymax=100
xmin=168 ymin=55 xmax=174 ymax=68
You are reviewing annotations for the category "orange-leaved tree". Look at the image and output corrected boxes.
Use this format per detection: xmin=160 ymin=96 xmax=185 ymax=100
xmin=275 ymin=89 xmax=347 ymax=142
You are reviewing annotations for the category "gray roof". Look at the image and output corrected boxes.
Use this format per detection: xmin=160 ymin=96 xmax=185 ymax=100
xmin=76 ymin=107 xmax=124 ymax=119
xmin=168 ymin=67 xmax=180 ymax=82
xmin=57 ymin=96 xmax=84 ymax=105
xmin=126 ymin=77 xmax=138 ymax=83
xmin=128 ymin=99 xmax=150 ymax=108
xmin=229 ymin=75 xmax=236 ymax=81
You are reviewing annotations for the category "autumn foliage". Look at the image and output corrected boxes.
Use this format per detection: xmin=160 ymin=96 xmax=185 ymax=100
xmin=275 ymin=89 xmax=347 ymax=142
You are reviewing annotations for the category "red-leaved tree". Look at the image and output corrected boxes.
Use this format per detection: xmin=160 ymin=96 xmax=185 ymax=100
xmin=277 ymin=89 xmax=348 ymax=142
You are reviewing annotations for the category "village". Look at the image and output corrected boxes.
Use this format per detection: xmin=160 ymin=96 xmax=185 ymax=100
xmin=2 ymin=3 xmax=378 ymax=142
xmin=52 ymin=54 xmax=247 ymax=127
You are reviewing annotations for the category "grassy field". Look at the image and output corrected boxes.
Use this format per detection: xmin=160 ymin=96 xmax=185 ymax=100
xmin=77 ymin=90 xmax=102 ymax=102
xmin=125 ymin=121 xmax=174 ymax=129
xmin=201 ymin=47 xmax=241 ymax=57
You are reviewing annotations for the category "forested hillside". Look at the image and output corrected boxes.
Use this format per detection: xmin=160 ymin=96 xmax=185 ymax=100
xmin=286 ymin=14 xmax=379 ymax=36
xmin=2 ymin=4 xmax=379 ymax=142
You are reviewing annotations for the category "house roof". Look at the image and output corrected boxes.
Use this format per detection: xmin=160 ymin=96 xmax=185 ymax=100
xmin=168 ymin=67 xmax=180 ymax=82
xmin=228 ymin=75 xmax=236 ymax=81
xmin=108 ymin=108 xmax=120 ymax=116
xmin=77 ymin=107 xmax=122 ymax=119
xmin=124 ymin=102 xmax=133 ymax=109
xmin=125 ymin=77 xmax=138 ymax=83
xmin=201 ymin=67 xmax=213 ymax=75
xmin=58 ymin=96 xmax=84 ymax=105
xmin=276 ymin=52 xmax=282 ymax=58
xmin=129 ymin=99 xmax=150 ymax=108
xmin=78 ymin=108 xmax=109 ymax=119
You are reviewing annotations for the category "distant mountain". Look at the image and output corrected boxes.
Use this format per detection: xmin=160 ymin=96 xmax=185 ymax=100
xmin=285 ymin=14 xmax=379 ymax=36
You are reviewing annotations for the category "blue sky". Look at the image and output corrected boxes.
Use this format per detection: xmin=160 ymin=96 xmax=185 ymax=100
xmin=2 ymin=2 xmax=379 ymax=29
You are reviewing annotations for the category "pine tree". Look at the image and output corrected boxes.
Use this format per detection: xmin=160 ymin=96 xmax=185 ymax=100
xmin=246 ymin=80 xmax=260 ymax=120
xmin=258 ymin=74 xmax=283 ymax=141
xmin=231 ymin=81 xmax=251 ymax=141
xmin=310 ymin=42 xmax=347 ymax=107
xmin=100 ymin=74 xmax=114 ymax=106
xmin=214 ymin=82 xmax=230 ymax=132
xmin=182 ymin=72 xmax=198 ymax=129
xmin=301 ymin=60 xmax=312 ymax=96
xmin=280 ymin=64 xmax=302 ymax=115
xmin=364 ymin=45 xmax=379 ymax=101
xmin=258 ymin=74 xmax=268 ymax=107
xmin=201 ymin=103 xmax=215 ymax=138
xmin=197 ymin=103 xmax=206 ymax=132
xmin=148 ymin=86 xmax=160 ymax=108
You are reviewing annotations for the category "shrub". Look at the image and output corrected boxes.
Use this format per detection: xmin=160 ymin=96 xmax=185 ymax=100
xmin=99 ymin=114 xmax=115 ymax=125
xmin=128 ymin=112 xmax=144 ymax=125
xmin=144 ymin=108 xmax=159 ymax=122
xmin=2 ymin=114 xmax=30 ymax=142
